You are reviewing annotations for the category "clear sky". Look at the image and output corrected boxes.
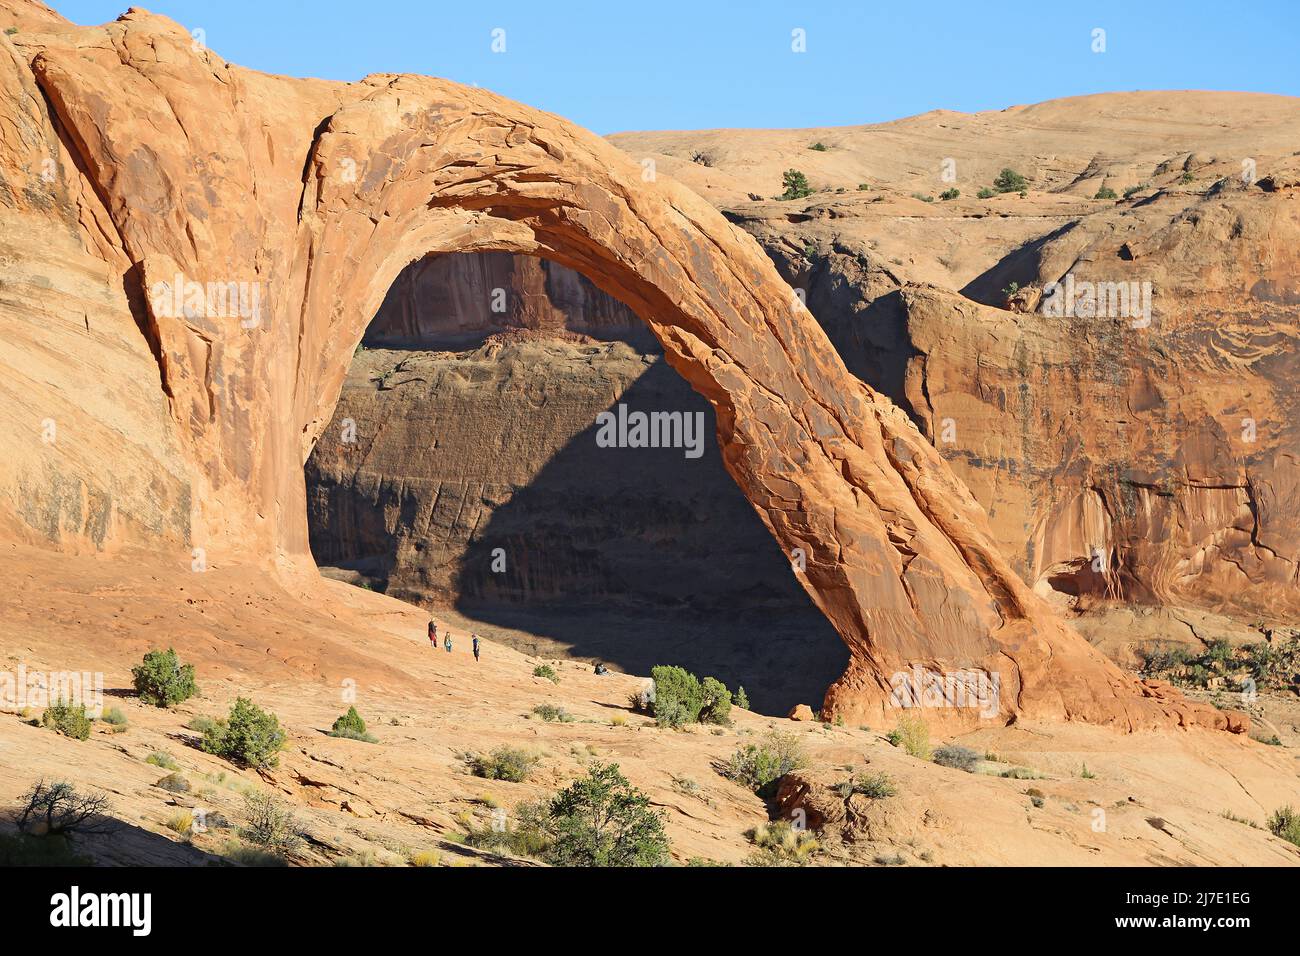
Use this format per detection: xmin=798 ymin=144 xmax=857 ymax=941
xmin=48 ymin=0 xmax=1300 ymax=135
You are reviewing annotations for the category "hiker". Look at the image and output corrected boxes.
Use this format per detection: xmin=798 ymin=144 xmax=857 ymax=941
xmin=593 ymin=662 xmax=608 ymax=676
xmin=444 ymin=632 xmax=453 ymax=654
xmin=472 ymin=634 xmax=481 ymax=662
xmin=427 ymin=619 xmax=437 ymax=649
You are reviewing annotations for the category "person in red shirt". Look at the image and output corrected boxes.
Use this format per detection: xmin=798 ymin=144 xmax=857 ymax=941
xmin=427 ymin=619 xmax=437 ymax=649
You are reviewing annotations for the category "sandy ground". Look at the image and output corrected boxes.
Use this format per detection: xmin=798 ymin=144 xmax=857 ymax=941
xmin=1 ymin=541 xmax=1297 ymax=866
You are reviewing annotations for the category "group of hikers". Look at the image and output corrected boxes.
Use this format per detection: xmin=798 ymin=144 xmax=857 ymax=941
xmin=427 ymin=619 xmax=481 ymax=661
xmin=425 ymin=618 xmax=610 ymax=676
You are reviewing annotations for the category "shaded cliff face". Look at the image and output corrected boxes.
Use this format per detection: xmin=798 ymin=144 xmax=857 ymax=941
xmin=306 ymin=253 xmax=847 ymax=711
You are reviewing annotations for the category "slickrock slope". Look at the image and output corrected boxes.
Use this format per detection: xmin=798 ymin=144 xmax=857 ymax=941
xmin=614 ymin=97 xmax=1300 ymax=636
xmin=0 ymin=3 xmax=1239 ymax=730
xmin=2 ymin=543 xmax=1297 ymax=867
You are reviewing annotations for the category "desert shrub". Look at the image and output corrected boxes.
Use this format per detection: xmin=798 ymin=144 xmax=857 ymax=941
xmin=15 ymin=780 xmax=111 ymax=836
xmin=1001 ymin=766 xmax=1042 ymax=779
xmin=532 ymin=703 xmax=574 ymax=723
xmin=852 ymin=771 xmax=897 ymax=799
xmin=940 ymin=188 xmax=960 ymax=200
xmin=145 ymin=751 xmax=180 ymax=771
xmin=330 ymin=706 xmax=377 ymax=742
xmin=531 ymin=762 xmax=670 ymax=867
xmin=779 ymin=169 xmax=814 ymax=201
xmin=468 ymin=746 xmax=540 ymax=783
xmin=732 ymin=686 xmax=750 ymax=710
xmin=532 ymin=664 xmax=559 ymax=684
xmin=650 ymin=665 xmax=703 ymax=728
xmin=911 ymin=192 xmax=935 ymax=202
xmin=993 ymin=168 xmax=1028 ymax=193
xmin=164 ymin=810 xmax=194 ymax=836
xmin=610 ymin=714 xmax=626 ymax=727
xmin=220 ymin=838 xmax=288 ymax=867
xmin=1123 ymin=183 xmax=1147 ymax=198
xmin=857 ymin=183 xmax=870 ymax=191
xmin=101 ymin=706 xmax=128 ymax=727
xmin=42 ymin=700 xmax=91 ymax=740
xmin=809 ymin=142 xmax=828 ymax=151
xmin=932 ymin=744 xmax=980 ymax=773
xmin=746 ymin=819 xmax=820 ymax=866
xmin=723 ymin=730 xmax=808 ymax=795
xmin=155 ymin=773 xmax=191 ymax=794
xmin=976 ymin=186 xmax=996 ymax=199
xmin=1094 ymin=185 xmax=1118 ymax=199
xmin=201 ymin=697 xmax=285 ymax=769
xmin=1268 ymin=806 xmax=1300 ymax=847
xmin=131 ymin=648 xmax=198 ymax=708
xmin=408 ymin=849 xmax=441 ymax=867
xmin=240 ymin=791 xmax=302 ymax=855
xmin=1180 ymin=170 xmax=1194 ymax=184
xmin=699 ymin=677 xmax=733 ymax=725
xmin=888 ymin=713 xmax=931 ymax=759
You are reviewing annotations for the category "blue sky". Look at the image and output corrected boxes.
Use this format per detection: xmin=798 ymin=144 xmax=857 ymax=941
xmin=50 ymin=0 xmax=1300 ymax=134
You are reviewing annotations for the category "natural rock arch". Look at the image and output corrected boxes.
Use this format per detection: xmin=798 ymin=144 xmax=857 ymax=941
xmin=20 ymin=9 xmax=1235 ymax=729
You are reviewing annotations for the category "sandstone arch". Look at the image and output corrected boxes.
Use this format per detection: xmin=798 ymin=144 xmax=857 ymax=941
xmin=13 ymin=9 xmax=1237 ymax=729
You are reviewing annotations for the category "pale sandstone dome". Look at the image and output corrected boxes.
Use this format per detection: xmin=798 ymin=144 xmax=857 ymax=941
xmin=2 ymin=0 xmax=1285 ymax=733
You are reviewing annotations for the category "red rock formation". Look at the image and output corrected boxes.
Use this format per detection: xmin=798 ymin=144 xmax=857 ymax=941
xmin=0 ymin=4 xmax=1238 ymax=730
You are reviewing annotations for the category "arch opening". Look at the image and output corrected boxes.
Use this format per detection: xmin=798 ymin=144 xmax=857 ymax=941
xmin=305 ymin=251 xmax=848 ymax=712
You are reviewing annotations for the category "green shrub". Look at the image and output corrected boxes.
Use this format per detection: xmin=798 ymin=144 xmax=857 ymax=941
xmin=808 ymin=142 xmax=828 ymax=151
xmin=1001 ymin=766 xmax=1042 ymax=779
xmin=533 ymin=762 xmax=670 ymax=866
xmin=992 ymin=168 xmax=1028 ymax=193
xmin=732 ymin=686 xmax=750 ymax=710
xmin=723 ymin=730 xmax=807 ymax=795
xmin=851 ymin=771 xmax=897 ymax=799
xmin=976 ymin=186 xmax=996 ymax=199
xmin=1093 ymin=185 xmax=1118 ymax=199
xmin=650 ymin=665 xmax=703 ymax=727
xmin=779 ymin=169 xmax=814 ymax=201
xmin=1267 ymin=806 xmax=1300 ymax=847
xmin=42 ymin=700 xmax=91 ymax=740
xmin=939 ymin=188 xmax=960 ymax=200
xmin=857 ymin=183 xmax=870 ymax=191
xmin=911 ymin=192 xmax=934 ymax=202
xmin=532 ymin=664 xmax=559 ymax=684
xmin=1180 ymin=171 xmax=1194 ymax=184
xmin=932 ymin=744 xmax=980 ymax=772
xmin=699 ymin=677 xmax=732 ymax=725
xmin=131 ymin=648 xmax=198 ymax=708
xmin=329 ymin=706 xmax=377 ymax=742
xmin=746 ymin=819 xmax=819 ymax=866
xmin=1123 ymin=183 xmax=1147 ymax=198
xmin=221 ymin=838 xmax=289 ymax=866
xmin=101 ymin=706 xmax=128 ymax=727
xmin=532 ymin=703 xmax=574 ymax=723
xmin=889 ymin=713 xmax=931 ymax=759
xmin=146 ymin=751 xmax=180 ymax=771
xmin=201 ymin=697 xmax=285 ymax=769
xmin=468 ymin=746 xmax=540 ymax=782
